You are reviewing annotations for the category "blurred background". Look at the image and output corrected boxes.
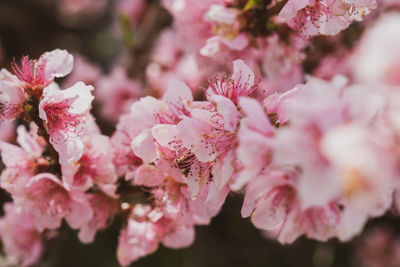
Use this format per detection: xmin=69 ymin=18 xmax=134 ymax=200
xmin=0 ymin=0 xmax=399 ymax=267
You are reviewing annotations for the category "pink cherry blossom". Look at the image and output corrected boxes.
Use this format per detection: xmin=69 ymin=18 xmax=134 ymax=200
xmin=96 ymin=67 xmax=142 ymax=121
xmin=117 ymin=207 xmax=158 ymax=266
xmin=134 ymin=163 xmax=168 ymax=187
xmin=0 ymin=69 xmax=24 ymax=121
xmin=200 ymin=4 xmax=249 ymax=56
xmin=161 ymin=0 xmax=222 ymax=47
xmin=111 ymin=94 xmax=171 ymax=177
xmin=238 ymin=74 xmax=396 ymax=243
xmin=382 ymin=0 xmax=400 ymax=7
xmin=2 ymin=3 xmax=400 ymax=264
xmin=175 ymin=100 xmax=238 ymax=198
xmin=0 ymin=124 xmax=45 ymax=196
xmin=241 ymin=169 xmax=297 ymax=230
xmin=14 ymin=173 xmax=93 ymax=231
xmin=241 ymin=167 xmax=341 ymax=243
xmin=146 ymin=29 xmax=205 ymax=94
xmin=117 ymin=177 xmax=201 ymax=266
xmin=111 ymin=114 xmax=143 ymax=177
xmin=126 ymin=80 xmax=193 ymax=168
xmin=272 ymin=77 xmax=386 ymax=208
xmin=39 ymin=82 xmax=94 ymax=165
xmin=78 ymin=193 xmax=119 ymax=243
xmin=152 ymin=89 xmax=238 ymax=211
xmin=151 ymin=179 xmax=197 ymax=247
xmin=352 ymin=12 xmax=400 ymax=86
xmin=152 ymin=123 xmax=214 ymax=196
xmin=232 ymin=97 xmax=275 ymax=190
xmin=206 ymin=59 xmax=256 ymax=104
xmin=11 ymin=49 xmax=73 ymax=94
xmin=0 ymin=203 xmax=43 ymax=267
xmin=62 ymin=134 xmax=117 ymax=191
xmin=111 ymin=80 xmax=192 ymax=182
xmin=255 ymin=34 xmax=306 ymax=97
xmin=320 ymin=124 xmax=395 ymax=240
xmin=280 ymin=0 xmax=377 ymax=37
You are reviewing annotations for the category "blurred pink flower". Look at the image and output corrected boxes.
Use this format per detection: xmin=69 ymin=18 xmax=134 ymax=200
xmin=116 ymin=0 xmax=147 ymax=27
xmin=352 ymin=12 xmax=400 ymax=86
xmin=280 ymin=0 xmax=377 ymax=37
xmin=146 ymin=29 xmax=205 ymax=94
xmin=0 ymin=69 xmax=24 ymax=121
xmin=59 ymin=0 xmax=108 ymax=17
xmin=78 ymin=193 xmax=118 ymax=243
xmin=0 ymin=203 xmax=43 ymax=267
xmin=356 ymin=227 xmax=400 ymax=267
xmin=14 ymin=173 xmax=93 ymax=232
xmin=0 ymin=124 xmax=46 ymax=196
xmin=117 ymin=207 xmax=159 ymax=266
xmin=63 ymin=55 xmax=101 ymax=88
xmin=96 ymin=67 xmax=142 ymax=121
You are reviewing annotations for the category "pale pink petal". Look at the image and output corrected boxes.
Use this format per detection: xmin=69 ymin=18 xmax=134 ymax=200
xmin=208 ymin=95 xmax=239 ymax=133
xmin=78 ymin=193 xmax=118 ymax=243
xmin=221 ymin=33 xmax=249 ymax=51
xmin=279 ymin=0 xmax=311 ymax=20
xmin=200 ymin=36 xmax=221 ymax=57
xmin=152 ymin=124 xmax=181 ymax=150
xmin=205 ymin=182 xmax=230 ymax=214
xmin=177 ymin=113 xmax=216 ymax=162
xmin=65 ymin=191 xmax=93 ymax=229
xmin=211 ymin=149 xmax=235 ymax=190
xmin=134 ymin=164 xmax=166 ymax=187
xmin=38 ymin=49 xmax=74 ymax=80
xmin=52 ymin=137 xmax=84 ymax=165
xmin=64 ymin=82 xmax=94 ymax=114
xmin=163 ymin=79 xmax=193 ymax=104
xmin=205 ymin=4 xmax=237 ymax=24
xmin=0 ymin=142 xmax=27 ymax=167
xmin=251 ymin=195 xmax=287 ymax=229
xmin=16 ymin=125 xmax=45 ymax=158
xmin=162 ymin=225 xmax=195 ymax=249
xmin=117 ymin=219 xmax=159 ymax=266
xmin=131 ymin=130 xmax=157 ymax=163
xmin=62 ymin=163 xmax=93 ymax=191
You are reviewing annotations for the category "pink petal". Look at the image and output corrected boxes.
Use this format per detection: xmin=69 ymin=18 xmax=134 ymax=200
xmin=208 ymin=95 xmax=239 ymax=133
xmin=131 ymin=130 xmax=157 ymax=163
xmin=162 ymin=225 xmax=195 ymax=249
xmin=134 ymin=164 xmax=166 ymax=187
xmin=221 ymin=33 xmax=249 ymax=51
xmin=65 ymin=191 xmax=93 ymax=229
xmin=64 ymin=82 xmax=94 ymax=114
xmin=38 ymin=49 xmax=74 ymax=80
xmin=279 ymin=0 xmax=311 ymax=20
xmin=163 ymin=79 xmax=193 ymax=104
xmin=177 ymin=113 xmax=216 ymax=162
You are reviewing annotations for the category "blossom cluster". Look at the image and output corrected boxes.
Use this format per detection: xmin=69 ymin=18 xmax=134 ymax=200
xmin=0 ymin=0 xmax=399 ymax=266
